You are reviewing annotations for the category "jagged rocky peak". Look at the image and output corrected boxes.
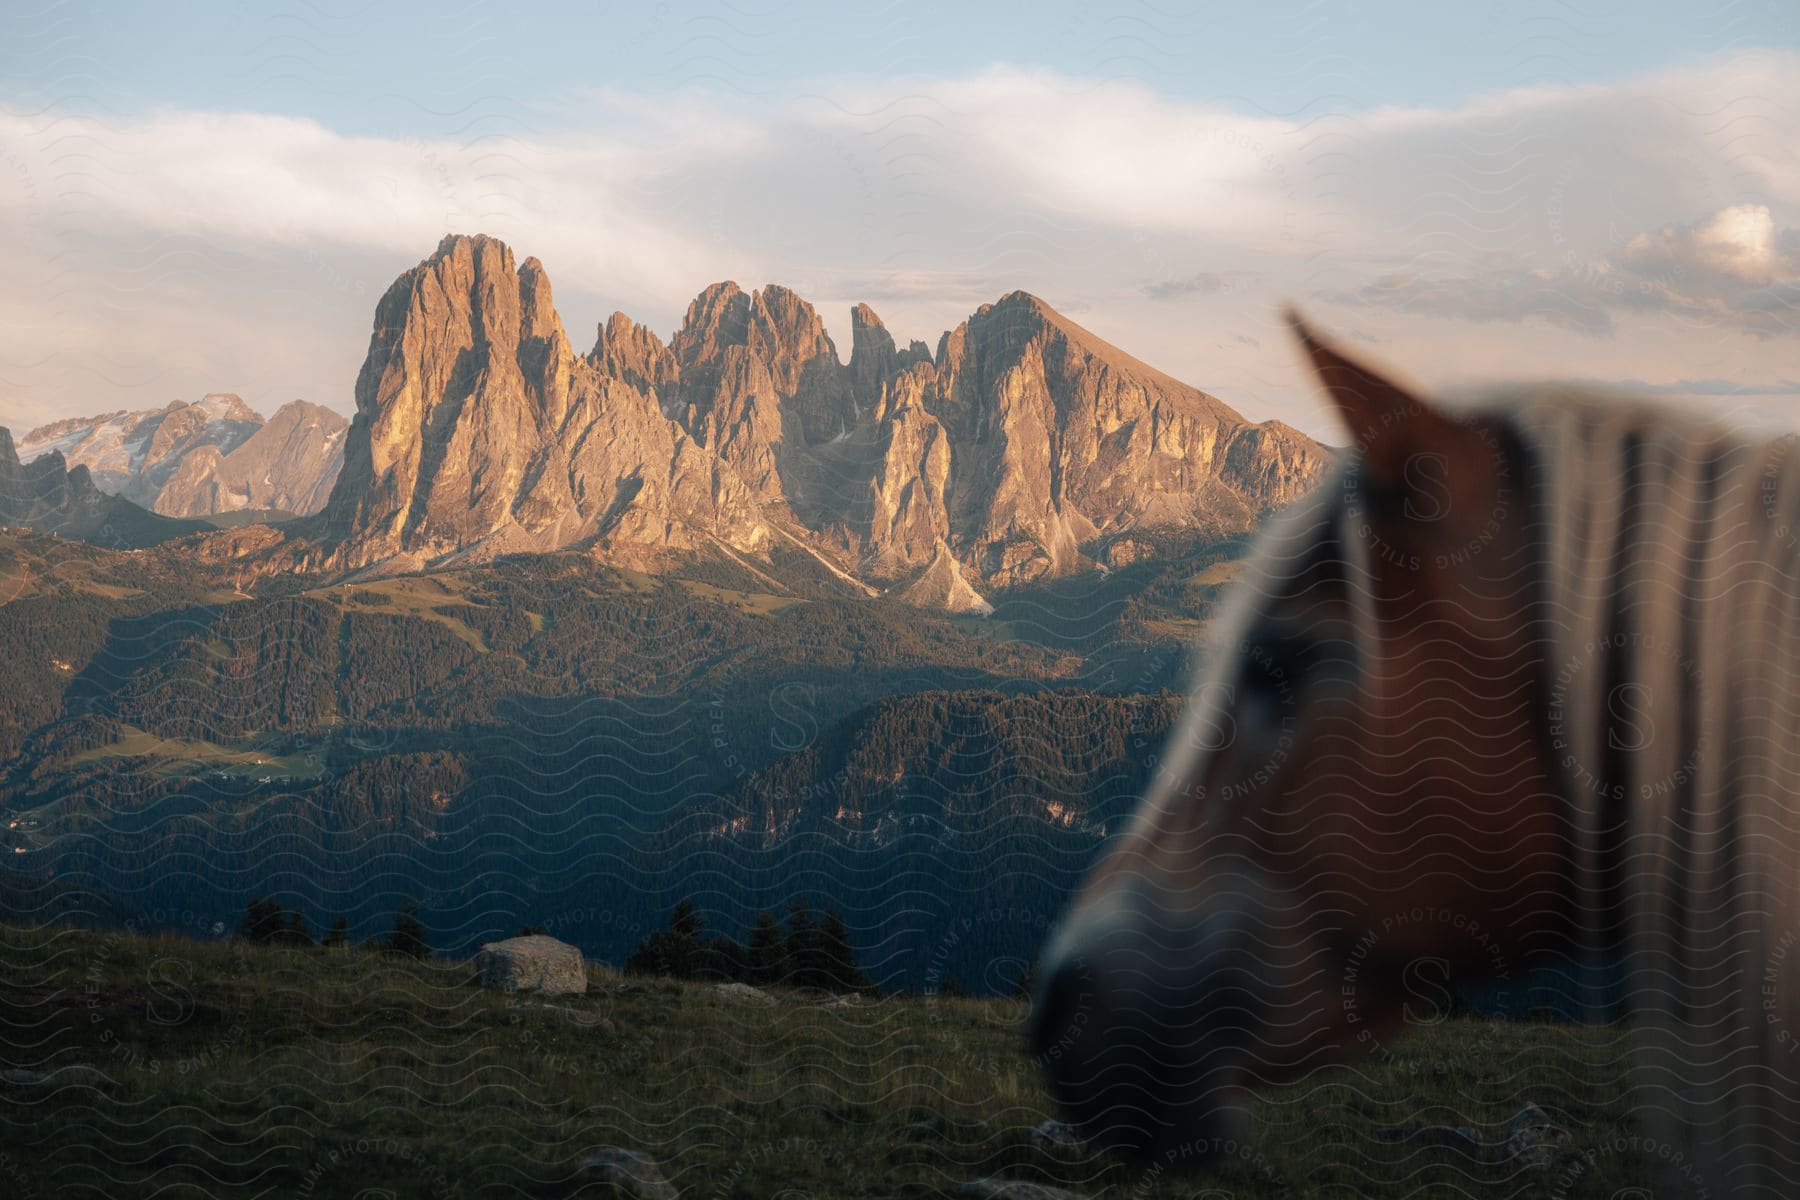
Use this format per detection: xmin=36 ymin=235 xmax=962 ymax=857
xmin=671 ymin=280 xmax=836 ymax=368
xmin=10 ymin=390 xmax=331 ymax=518
xmin=157 ymin=400 xmax=348 ymax=518
xmin=849 ymin=302 xmax=936 ymax=416
xmin=746 ymin=284 xmax=838 ymax=384
xmin=325 ymin=233 xmax=573 ymax=559
xmin=194 ymin=392 xmax=261 ymax=422
xmin=668 ymin=281 xmax=856 ymax=446
xmin=920 ymin=286 xmax=1331 ymax=587
xmin=252 ymin=233 xmax=1328 ymax=603
xmin=312 ymin=234 xmax=768 ymax=575
xmin=849 ymin=303 xmax=898 ymax=408
xmin=591 ymin=312 xmax=678 ymax=397
xmin=143 ymin=394 xmax=261 ymax=465
xmin=671 ymin=281 xmax=751 ymax=367
xmin=516 ymin=255 xmax=576 ymax=429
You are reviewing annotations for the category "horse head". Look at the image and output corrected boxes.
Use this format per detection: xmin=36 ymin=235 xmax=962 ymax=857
xmin=1030 ymin=316 xmax=1578 ymax=1163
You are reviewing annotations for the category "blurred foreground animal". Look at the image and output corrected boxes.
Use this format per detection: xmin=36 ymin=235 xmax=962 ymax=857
xmin=1032 ymin=314 xmax=1800 ymax=1194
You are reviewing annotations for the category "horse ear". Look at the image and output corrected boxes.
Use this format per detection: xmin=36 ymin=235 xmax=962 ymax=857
xmin=1284 ymin=308 xmax=1447 ymax=492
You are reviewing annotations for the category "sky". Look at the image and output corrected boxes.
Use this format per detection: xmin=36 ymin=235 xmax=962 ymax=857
xmin=2 ymin=0 xmax=1798 ymax=441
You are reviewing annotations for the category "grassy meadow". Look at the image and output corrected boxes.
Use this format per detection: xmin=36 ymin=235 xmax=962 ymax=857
xmin=0 ymin=922 xmax=1671 ymax=1198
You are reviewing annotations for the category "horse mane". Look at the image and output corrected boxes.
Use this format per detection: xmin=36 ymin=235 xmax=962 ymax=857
xmin=1502 ymin=388 xmax=1800 ymax=1195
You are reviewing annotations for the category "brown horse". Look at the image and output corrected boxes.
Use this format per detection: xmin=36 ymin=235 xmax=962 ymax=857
xmin=1030 ymin=315 xmax=1800 ymax=1194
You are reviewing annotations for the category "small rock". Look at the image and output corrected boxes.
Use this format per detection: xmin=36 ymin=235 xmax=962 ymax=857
xmin=710 ymin=982 xmax=776 ymax=1005
xmin=580 ymin=1147 xmax=677 ymax=1200
xmin=904 ymin=1112 xmax=992 ymax=1143
xmin=818 ymin=992 xmax=862 ymax=1008
xmin=958 ymin=1180 xmax=1087 ymax=1200
xmin=1029 ymin=1119 xmax=1083 ymax=1152
xmin=1376 ymin=1103 xmax=1578 ymax=1174
xmin=474 ymin=934 xmax=586 ymax=996
xmin=1501 ymin=1102 xmax=1576 ymax=1171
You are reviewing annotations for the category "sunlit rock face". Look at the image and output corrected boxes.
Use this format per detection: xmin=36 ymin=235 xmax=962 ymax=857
xmin=304 ymin=235 xmax=1330 ymax=604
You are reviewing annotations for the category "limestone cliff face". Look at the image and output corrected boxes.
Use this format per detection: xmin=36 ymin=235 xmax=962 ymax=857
xmin=921 ymin=291 xmax=1332 ymax=586
xmin=323 ymin=236 xmax=555 ymax=564
xmin=302 ymin=234 xmax=1328 ymax=601
xmin=590 ymin=313 xmax=678 ymax=398
xmin=860 ymin=364 xmax=951 ymax=579
xmin=155 ymin=401 xmax=347 ymax=517
xmin=317 ymin=235 xmax=763 ymax=574
xmin=656 ymin=281 xmax=857 ymax=512
xmin=744 ymin=284 xmax=855 ymax=445
xmin=849 ymin=303 xmax=931 ymax=416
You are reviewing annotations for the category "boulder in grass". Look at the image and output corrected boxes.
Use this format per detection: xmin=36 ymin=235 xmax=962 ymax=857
xmin=473 ymin=934 xmax=586 ymax=995
xmin=1029 ymin=1119 xmax=1084 ymax=1152
xmin=580 ymin=1148 xmax=678 ymax=1200
xmin=1501 ymin=1102 xmax=1578 ymax=1171
xmin=710 ymin=981 xmax=776 ymax=1005
xmin=1373 ymin=1101 xmax=1580 ymax=1174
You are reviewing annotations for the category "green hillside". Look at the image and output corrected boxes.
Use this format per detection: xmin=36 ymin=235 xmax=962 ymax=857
xmin=0 ymin=526 xmax=1238 ymax=992
xmin=0 ymin=921 xmax=1660 ymax=1198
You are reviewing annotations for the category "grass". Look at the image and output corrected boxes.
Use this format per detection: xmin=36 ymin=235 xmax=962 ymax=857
xmin=308 ymin=575 xmax=491 ymax=651
xmin=0 ymin=922 xmax=1665 ymax=1199
xmin=614 ymin=566 xmax=808 ymax=615
xmin=672 ymin=577 xmax=806 ymax=614
xmin=1187 ymin=560 xmax=1242 ymax=587
xmin=0 ymin=541 xmax=145 ymax=603
xmin=65 ymin=725 xmax=325 ymax=780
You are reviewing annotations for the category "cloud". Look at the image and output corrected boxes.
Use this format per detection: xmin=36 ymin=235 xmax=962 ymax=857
xmin=1140 ymin=271 xmax=1267 ymax=302
xmin=1584 ymin=376 xmax=1800 ymax=396
xmin=3 ymin=50 xmax=1800 ymax=438
xmin=1142 ymin=273 xmax=1230 ymax=300
xmin=1332 ymin=203 xmax=1800 ymax=338
xmin=1621 ymin=204 xmax=1798 ymax=286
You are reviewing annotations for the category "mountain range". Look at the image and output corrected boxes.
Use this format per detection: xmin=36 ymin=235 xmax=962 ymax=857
xmin=289 ymin=234 xmax=1326 ymax=611
xmin=17 ymin=395 xmax=347 ymax=520
xmin=0 ymin=236 xmax=1328 ymax=986
xmin=0 ymin=428 xmax=208 ymax=548
xmin=3 ymin=234 xmax=1326 ymax=612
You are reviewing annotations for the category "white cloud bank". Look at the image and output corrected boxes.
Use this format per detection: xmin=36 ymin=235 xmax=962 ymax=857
xmin=1338 ymin=202 xmax=1800 ymax=338
xmin=2 ymin=50 xmax=1798 ymax=438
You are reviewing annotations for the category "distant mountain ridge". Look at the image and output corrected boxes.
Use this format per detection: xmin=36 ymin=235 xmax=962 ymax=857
xmin=18 ymin=395 xmax=347 ymax=519
xmin=287 ymin=234 xmax=1328 ymax=609
xmin=0 ymin=427 xmax=208 ymax=547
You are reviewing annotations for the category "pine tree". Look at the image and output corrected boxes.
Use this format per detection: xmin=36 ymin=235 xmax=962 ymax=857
xmin=279 ymin=907 xmax=315 ymax=947
xmin=626 ymin=900 xmax=705 ymax=978
xmin=235 ymin=897 xmax=285 ymax=945
xmin=784 ymin=901 xmax=825 ymax=988
xmin=383 ymin=901 xmax=431 ymax=960
xmin=816 ymin=907 xmax=872 ymax=993
xmin=748 ymin=909 xmax=785 ymax=984
xmin=321 ymin=916 xmax=350 ymax=949
xmin=669 ymin=899 xmax=704 ymax=939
